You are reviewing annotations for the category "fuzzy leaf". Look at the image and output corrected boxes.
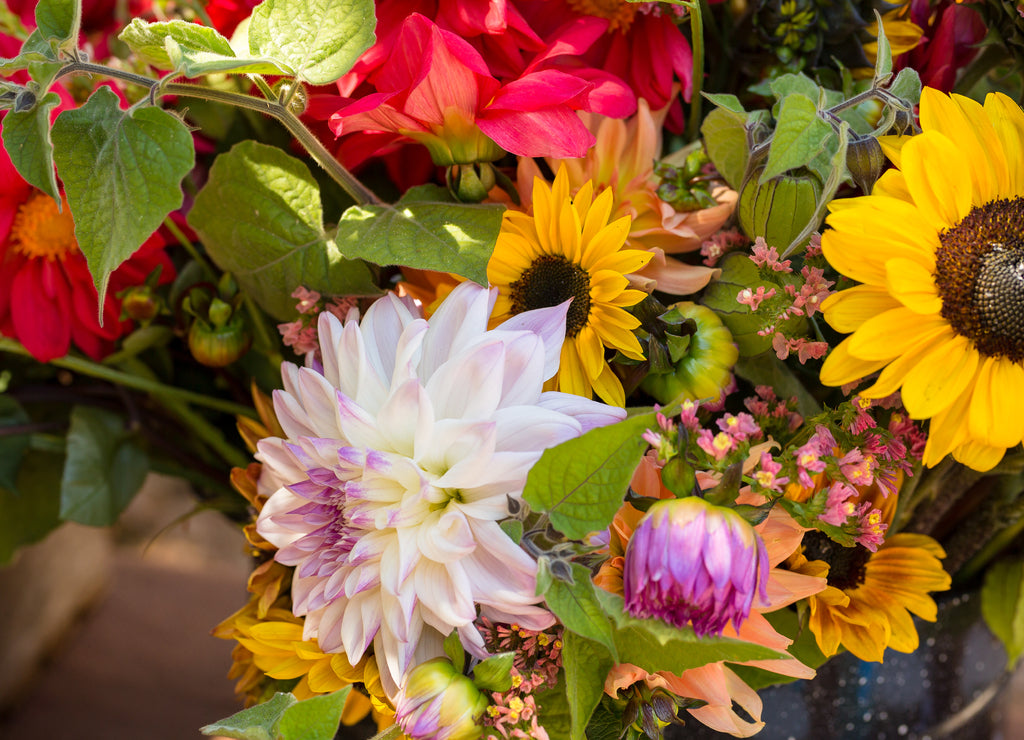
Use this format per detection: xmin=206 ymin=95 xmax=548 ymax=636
xmin=51 ymin=86 xmax=194 ymax=316
xmin=201 ymin=692 xmax=297 ymax=740
xmin=2 ymin=91 xmax=61 ymax=203
xmin=0 ymin=451 xmax=64 ymax=563
xmin=540 ymin=561 xmax=618 ymax=660
xmin=760 ymin=94 xmax=832 ymax=182
xmin=248 ymin=0 xmax=376 ymax=85
xmin=34 ymin=0 xmax=80 ymax=47
xmin=336 ymin=185 xmax=504 ymax=286
xmin=523 ymin=411 xmax=656 ymax=541
xmin=872 ymin=10 xmax=893 ymax=86
xmin=982 ymin=558 xmax=1024 ymax=669
xmin=0 ymin=396 xmax=31 ymax=492
xmin=277 ymin=688 xmax=350 ymax=740
xmin=701 ymin=106 xmax=749 ymax=191
xmin=189 ymin=140 xmax=378 ymax=320
xmin=562 ymin=632 xmax=614 ymax=740
xmin=119 ymin=19 xmax=293 ymax=77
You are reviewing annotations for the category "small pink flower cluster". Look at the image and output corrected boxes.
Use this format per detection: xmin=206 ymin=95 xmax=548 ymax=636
xmin=277 ymin=287 xmax=357 ymax=356
xmin=700 ymin=228 xmax=748 ymax=266
xmin=646 ymin=394 xmax=926 ymax=549
xmin=478 ymin=619 xmax=564 ymax=740
xmin=735 ymin=236 xmax=835 ymax=364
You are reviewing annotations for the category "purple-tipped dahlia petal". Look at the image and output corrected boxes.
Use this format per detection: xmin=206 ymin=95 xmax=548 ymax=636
xmin=255 ymin=282 xmax=625 ymax=698
xmin=623 ymin=497 xmax=770 ymax=637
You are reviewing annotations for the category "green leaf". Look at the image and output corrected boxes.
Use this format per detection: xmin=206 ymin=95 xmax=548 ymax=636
xmin=760 ymin=94 xmax=832 ymax=182
xmin=201 ymin=692 xmax=297 ymax=740
xmin=118 ymin=19 xmax=294 ymax=77
xmin=562 ymin=632 xmax=614 ymax=740
xmin=2 ymin=91 xmax=61 ymax=203
xmin=443 ymin=629 xmax=466 ymax=673
xmin=533 ymin=684 xmax=571 ymax=740
xmin=768 ymin=73 xmax=820 ymax=104
xmin=0 ymin=451 xmax=64 ymax=563
xmin=886 ymin=68 xmax=921 ymax=108
xmin=522 ymin=411 xmax=656 ymax=541
xmin=188 ymin=140 xmax=378 ymax=321
xmin=0 ymin=396 xmax=31 ymax=491
xmin=51 ymin=86 xmax=195 ymax=315
xmin=701 ymin=92 xmax=746 ymax=115
xmin=336 ymin=185 xmax=504 ymax=286
xmin=499 ymin=518 xmax=523 ymax=544
xmin=596 ymin=591 xmax=786 ymax=673
xmin=871 ymin=10 xmax=892 ymax=87
xmin=277 ymin=688 xmax=351 ymax=740
xmin=472 ymin=652 xmax=515 ymax=693
xmin=60 ymin=405 xmax=149 ymax=526
xmin=982 ymin=558 xmax=1024 ymax=669
xmin=249 ymin=0 xmax=376 ymax=85
xmin=540 ymin=561 xmax=618 ymax=660
xmin=700 ymin=106 xmax=749 ymax=190
xmin=584 ymin=696 xmax=625 ymax=740
xmin=18 ymin=29 xmax=60 ymax=63
xmin=34 ymin=0 xmax=80 ymax=47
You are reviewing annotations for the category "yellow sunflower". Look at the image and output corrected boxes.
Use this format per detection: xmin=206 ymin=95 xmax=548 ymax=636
xmin=488 ymin=165 xmax=653 ymax=406
xmin=820 ymin=88 xmax=1024 ymax=472
xmin=787 ymin=532 xmax=950 ymax=662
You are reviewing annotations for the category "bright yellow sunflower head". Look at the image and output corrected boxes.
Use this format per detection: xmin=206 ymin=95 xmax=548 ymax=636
xmin=787 ymin=531 xmax=951 ymax=662
xmin=488 ymin=164 xmax=653 ymax=406
xmin=819 ymin=88 xmax=1024 ymax=472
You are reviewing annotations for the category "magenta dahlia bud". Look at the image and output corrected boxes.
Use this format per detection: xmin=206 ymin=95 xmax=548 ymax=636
xmin=623 ymin=497 xmax=769 ymax=637
xmin=395 ymin=658 xmax=488 ymax=740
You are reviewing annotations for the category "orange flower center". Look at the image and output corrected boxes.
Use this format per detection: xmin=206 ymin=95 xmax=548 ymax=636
xmin=567 ymin=0 xmax=638 ymax=33
xmin=10 ymin=192 xmax=78 ymax=261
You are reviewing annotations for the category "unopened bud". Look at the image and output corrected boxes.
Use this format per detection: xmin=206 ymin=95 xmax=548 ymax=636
xmin=846 ymin=135 xmax=885 ymax=194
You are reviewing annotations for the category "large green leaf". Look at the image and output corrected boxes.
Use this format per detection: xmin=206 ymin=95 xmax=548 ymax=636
xmin=533 ymin=684 xmax=571 ymax=740
xmin=201 ymin=692 xmax=297 ymax=740
xmin=562 ymin=632 xmax=615 ymax=740
xmin=597 ymin=591 xmax=785 ymax=673
xmin=34 ymin=0 xmax=80 ymax=47
xmin=0 ymin=396 xmax=31 ymax=492
xmin=335 ymin=185 xmax=504 ymax=286
xmin=0 ymin=451 xmax=64 ymax=563
xmin=119 ymin=19 xmax=293 ymax=77
xmin=60 ymin=405 xmax=149 ymax=526
xmin=982 ymin=558 xmax=1024 ymax=669
xmin=540 ymin=561 xmax=618 ymax=660
xmin=248 ymin=0 xmax=376 ymax=85
xmin=1 ymin=91 xmax=61 ymax=203
xmin=760 ymin=94 xmax=832 ymax=183
xmin=522 ymin=411 xmax=655 ymax=541
xmin=188 ymin=140 xmax=378 ymax=321
xmin=51 ymin=86 xmax=195 ymax=315
xmin=700 ymin=106 xmax=749 ymax=191
xmin=277 ymin=688 xmax=351 ymax=740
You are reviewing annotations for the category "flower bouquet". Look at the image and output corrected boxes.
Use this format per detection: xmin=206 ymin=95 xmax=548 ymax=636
xmin=2 ymin=0 xmax=1024 ymax=738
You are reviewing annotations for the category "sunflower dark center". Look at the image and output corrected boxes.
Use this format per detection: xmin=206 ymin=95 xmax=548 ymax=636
xmin=509 ymin=255 xmax=592 ymax=338
xmin=801 ymin=530 xmax=870 ymax=591
xmin=935 ymin=197 xmax=1024 ymax=362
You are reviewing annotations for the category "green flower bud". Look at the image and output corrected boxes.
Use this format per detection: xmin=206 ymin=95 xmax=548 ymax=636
xmin=188 ymin=318 xmax=251 ymax=367
xmin=119 ymin=286 xmax=160 ymax=323
xmin=738 ymin=166 xmax=822 ymax=249
xmin=448 ymin=162 xmax=497 ymax=203
xmin=395 ymin=658 xmax=488 ymax=740
xmin=640 ymin=302 xmax=738 ymax=405
xmin=845 ymin=134 xmax=885 ymax=194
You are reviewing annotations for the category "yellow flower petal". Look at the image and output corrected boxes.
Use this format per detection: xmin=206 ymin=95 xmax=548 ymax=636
xmin=848 ymin=308 xmax=948 ymax=361
xmin=900 ymin=334 xmax=979 ymax=418
xmin=885 ymin=257 xmax=942 ymax=314
xmin=819 ymin=337 xmax=889 ymax=387
xmin=900 ymin=131 xmax=974 ymax=231
xmin=822 ymin=285 xmax=902 ymax=333
xmin=985 ymin=91 xmax=1024 ymax=196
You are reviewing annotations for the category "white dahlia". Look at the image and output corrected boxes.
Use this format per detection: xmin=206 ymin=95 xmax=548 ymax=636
xmin=255 ymin=282 xmax=625 ymax=696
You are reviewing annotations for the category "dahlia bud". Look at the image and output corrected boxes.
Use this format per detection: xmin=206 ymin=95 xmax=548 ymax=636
xmin=395 ymin=658 xmax=488 ymax=740
xmin=623 ymin=497 xmax=769 ymax=636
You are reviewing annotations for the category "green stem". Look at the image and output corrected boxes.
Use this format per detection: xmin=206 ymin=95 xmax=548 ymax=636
xmin=956 ymin=504 xmax=1024 ymax=585
xmin=685 ymin=0 xmax=704 ymax=143
xmin=155 ymin=395 xmax=250 ymax=469
xmin=0 ymin=337 xmax=258 ymax=419
xmin=54 ymin=61 xmax=380 ymax=205
xmin=162 ymin=214 xmax=214 ymax=275
xmin=243 ymin=292 xmax=283 ymax=363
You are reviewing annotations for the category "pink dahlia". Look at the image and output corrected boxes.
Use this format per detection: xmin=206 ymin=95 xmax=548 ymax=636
xmin=255 ymin=281 xmax=625 ymax=696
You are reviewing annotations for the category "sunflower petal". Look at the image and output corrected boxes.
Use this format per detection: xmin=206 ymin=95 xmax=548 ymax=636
xmin=885 ymin=258 xmax=942 ymax=315
xmin=822 ymin=285 xmax=902 ymax=333
xmin=900 ymin=334 xmax=978 ymax=418
xmin=900 ymin=131 xmax=973 ymax=231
